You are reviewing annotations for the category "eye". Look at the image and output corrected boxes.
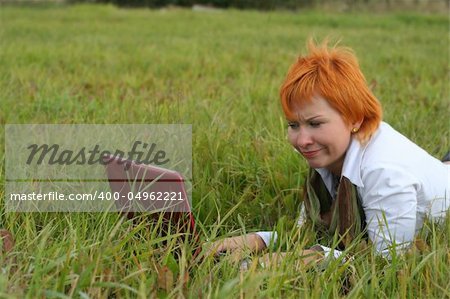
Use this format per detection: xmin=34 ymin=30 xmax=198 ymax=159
xmin=287 ymin=122 xmax=299 ymax=129
xmin=309 ymin=121 xmax=322 ymax=128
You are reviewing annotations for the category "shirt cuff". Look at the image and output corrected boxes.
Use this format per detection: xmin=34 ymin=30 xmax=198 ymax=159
xmin=254 ymin=231 xmax=278 ymax=247
xmin=316 ymin=245 xmax=344 ymax=260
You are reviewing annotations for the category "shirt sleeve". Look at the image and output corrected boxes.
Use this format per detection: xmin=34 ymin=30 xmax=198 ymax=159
xmin=297 ymin=203 xmax=307 ymax=227
xmin=254 ymin=231 xmax=278 ymax=247
xmin=255 ymin=201 xmax=304 ymax=248
xmin=360 ymin=165 xmax=419 ymax=258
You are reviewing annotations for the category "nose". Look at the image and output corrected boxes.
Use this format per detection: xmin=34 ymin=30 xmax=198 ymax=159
xmin=296 ymin=127 xmax=314 ymax=149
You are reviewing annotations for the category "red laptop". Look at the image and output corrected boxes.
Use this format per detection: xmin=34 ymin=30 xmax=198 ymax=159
xmin=102 ymin=154 xmax=198 ymax=247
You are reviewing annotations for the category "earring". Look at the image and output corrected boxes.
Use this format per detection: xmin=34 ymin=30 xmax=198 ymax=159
xmin=352 ymin=127 xmax=359 ymax=133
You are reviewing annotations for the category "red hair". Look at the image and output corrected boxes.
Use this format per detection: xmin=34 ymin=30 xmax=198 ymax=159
xmin=280 ymin=39 xmax=382 ymax=143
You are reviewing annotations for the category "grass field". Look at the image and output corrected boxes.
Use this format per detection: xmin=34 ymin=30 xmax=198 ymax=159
xmin=0 ymin=4 xmax=449 ymax=298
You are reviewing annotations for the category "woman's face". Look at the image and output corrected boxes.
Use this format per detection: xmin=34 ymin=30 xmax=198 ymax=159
xmin=287 ymin=96 xmax=357 ymax=176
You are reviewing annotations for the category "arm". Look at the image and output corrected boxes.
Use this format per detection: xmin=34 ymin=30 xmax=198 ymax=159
xmin=260 ymin=167 xmax=419 ymax=267
xmin=296 ymin=204 xmax=345 ymax=260
xmin=257 ymin=206 xmax=339 ymax=266
xmin=206 ymin=233 xmax=268 ymax=257
xmin=361 ymin=166 xmax=418 ymax=257
xmin=274 ymin=165 xmax=419 ymax=263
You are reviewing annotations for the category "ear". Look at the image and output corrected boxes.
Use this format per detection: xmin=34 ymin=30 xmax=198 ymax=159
xmin=351 ymin=118 xmax=364 ymax=131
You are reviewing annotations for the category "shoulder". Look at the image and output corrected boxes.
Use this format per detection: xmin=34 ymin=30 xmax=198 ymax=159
xmin=364 ymin=122 xmax=418 ymax=158
xmin=358 ymin=122 xmax=423 ymax=195
xmin=342 ymin=122 xmax=419 ymax=188
xmin=360 ymin=164 xmax=419 ymax=191
xmin=361 ymin=122 xmax=434 ymax=172
xmin=348 ymin=122 xmax=448 ymax=201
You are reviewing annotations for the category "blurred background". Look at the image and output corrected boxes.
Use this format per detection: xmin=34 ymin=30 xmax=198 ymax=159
xmin=0 ymin=0 xmax=449 ymax=12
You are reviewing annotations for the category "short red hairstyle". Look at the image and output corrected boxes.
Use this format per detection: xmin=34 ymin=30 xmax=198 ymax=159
xmin=280 ymin=39 xmax=382 ymax=143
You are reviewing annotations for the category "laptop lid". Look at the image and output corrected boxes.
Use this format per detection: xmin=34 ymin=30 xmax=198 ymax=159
xmin=102 ymin=154 xmax=195 ymax=232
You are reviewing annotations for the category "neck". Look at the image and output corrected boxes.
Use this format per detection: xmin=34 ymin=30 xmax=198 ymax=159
xmin=326 ymin=154 xmax=345 ymax=177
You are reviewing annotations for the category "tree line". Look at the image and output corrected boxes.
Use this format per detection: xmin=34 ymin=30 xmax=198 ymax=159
xmin=92 ymin=0 xmax=343 ymax=9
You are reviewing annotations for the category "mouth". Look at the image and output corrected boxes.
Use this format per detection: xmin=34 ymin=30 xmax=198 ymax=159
xmin=301 ymin=149 xmax=322 ymax=158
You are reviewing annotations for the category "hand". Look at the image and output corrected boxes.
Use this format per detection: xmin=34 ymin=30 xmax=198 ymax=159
xmin=258 ymin=248 xmax=324 ymax=269
xmin=203 ymin=234 xmax=266 ymax=258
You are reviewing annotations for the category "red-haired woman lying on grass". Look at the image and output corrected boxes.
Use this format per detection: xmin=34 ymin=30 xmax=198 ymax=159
xmin=207 ymin=40 xmax=450 ymax=267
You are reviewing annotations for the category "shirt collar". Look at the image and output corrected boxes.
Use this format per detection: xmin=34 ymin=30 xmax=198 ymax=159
xmin=341 ymin=137 xmax=365 ymax=188
xmin=315 ymin=137 xmax=366 ymax=189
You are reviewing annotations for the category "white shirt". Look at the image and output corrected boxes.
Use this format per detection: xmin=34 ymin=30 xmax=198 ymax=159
xmin=257 ymin=122 xmax=450 ymax=257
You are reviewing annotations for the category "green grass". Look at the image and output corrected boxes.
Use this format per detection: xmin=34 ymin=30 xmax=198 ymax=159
xmin=0 ymin=4 xmax=449 ymax=298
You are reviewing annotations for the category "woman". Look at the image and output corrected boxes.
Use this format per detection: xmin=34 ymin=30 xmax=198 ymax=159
xmin=209 ymin=40 xmax=450 ymax=265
